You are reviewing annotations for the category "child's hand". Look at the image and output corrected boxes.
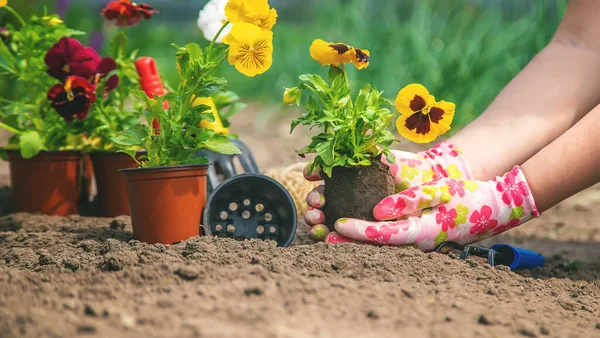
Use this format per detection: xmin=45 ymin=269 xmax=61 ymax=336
xmin=324 ymin=166 xmax=540 ymax=251
xmin=303 ymin=142 xmax=474 ymax=240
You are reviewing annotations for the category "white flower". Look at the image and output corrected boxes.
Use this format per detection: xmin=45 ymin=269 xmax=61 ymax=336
xmin=197 ymin=0 xmax=231 ymax=43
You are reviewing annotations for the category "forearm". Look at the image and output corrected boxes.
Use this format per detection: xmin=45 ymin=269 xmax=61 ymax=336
xmin=522 ymin=103 xmax=600 ymax=213
xmin=450 ymin=0 xmax=600 ymax=180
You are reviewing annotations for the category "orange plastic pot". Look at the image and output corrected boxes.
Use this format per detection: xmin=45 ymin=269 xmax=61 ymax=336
xmin=7 ymin=150 xmax=82 ymax=216
xmin=81 ymin=154 xmax=95 ymax=204
xmin=120 ymin=164 xmax=208 ymax=244
xmin=90 ymin=151 xmax=145 ymax=217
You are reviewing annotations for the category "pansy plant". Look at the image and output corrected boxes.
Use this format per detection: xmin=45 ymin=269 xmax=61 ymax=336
xmin=112 ymin=0 xmax=277 ymax=167
xmin=286 ymin=39 xmax=456 ymax=177
xmin=0 ymin=3 xmax=87 ymax=158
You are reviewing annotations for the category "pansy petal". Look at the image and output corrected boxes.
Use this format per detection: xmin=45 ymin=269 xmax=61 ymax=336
xmin=224 ymin=23 xmax=273 ymax=77
xmin=352 ymin=48 xmax=370 ymax=70
xmin=395 ymin=83 xmax=431 ymax=116
xmin=309 ymin=39 xmax=354 ymax=67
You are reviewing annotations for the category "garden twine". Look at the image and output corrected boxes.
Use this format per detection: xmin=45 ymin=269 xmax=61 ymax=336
xmin=265 ymin=162 xmax=318 ymax=217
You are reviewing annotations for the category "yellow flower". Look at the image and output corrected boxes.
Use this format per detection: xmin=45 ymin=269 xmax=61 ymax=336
xmin=395 ymin=84 xmax=455 ymax=144
xmin=225 ymin=0 xmax=277 ymax=30
xmin=352 ymin=48 xmax=370 ymax=69
xmin=0 ymin=0 xmax=7 ymax=8
xmin=223 ymin=22 xmax=273 ymax=77
xmin=43 ymin=16 xmax=64 ymax=27
xmin=310 ymin=39 xmax=370 ymax=70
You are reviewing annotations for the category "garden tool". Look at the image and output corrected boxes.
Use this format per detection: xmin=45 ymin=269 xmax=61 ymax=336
xmin=202 ymin=173 xmax=297 ymax=247
xmin=434 ymin=241 xmax=545 ymax=271
xmin=135 ymin=57 xmax=260 ymax=193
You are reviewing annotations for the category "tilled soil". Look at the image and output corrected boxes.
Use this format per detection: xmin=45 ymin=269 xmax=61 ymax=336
xmin=0 ymin=110 xmax=599 ymax=337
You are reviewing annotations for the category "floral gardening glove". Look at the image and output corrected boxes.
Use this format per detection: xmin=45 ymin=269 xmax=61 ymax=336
xmin=325 ymin=166 xmax=540 ymax=251
xmin=303 ymin=141 xmax=474 ymax=241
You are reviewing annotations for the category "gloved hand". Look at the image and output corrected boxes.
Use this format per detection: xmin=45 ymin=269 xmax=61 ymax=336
xmin=325 ymin=166 xmax=540 ymax=251
xmin=303 ymin=141 xmax=474 ymax=241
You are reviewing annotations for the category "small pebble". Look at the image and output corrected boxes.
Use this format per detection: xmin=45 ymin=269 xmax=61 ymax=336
xmin=84 ymin=304 xmax=97 ymax=317
xmin=478 ymin=315 xmax=492 ymax=325
xmin=244 ymin=287 xmax=263 ymax=296
xmin=366 ymin=310 xmax=379 ymax=319
xmin=77 ymin=325 xmax=96 ymax=334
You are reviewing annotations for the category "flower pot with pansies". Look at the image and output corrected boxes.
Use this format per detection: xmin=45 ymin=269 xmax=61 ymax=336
xmin=286 ymin=39 xmax=456 ymax=233
xmin=0 ymin=4 xmax=91 ymax=216
xmin=72 ymin=0 xmax=160 ymax=217
xmin=113 ymin=0 xmax=277 ymax=244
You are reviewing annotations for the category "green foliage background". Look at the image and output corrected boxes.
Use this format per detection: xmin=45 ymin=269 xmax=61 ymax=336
xmin=1 ymin=0 xmax=566 ymax=132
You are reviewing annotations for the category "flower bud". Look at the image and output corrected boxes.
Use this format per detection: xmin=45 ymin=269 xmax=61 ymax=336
xmin=283 ymin=86 xmax=301 ymax=105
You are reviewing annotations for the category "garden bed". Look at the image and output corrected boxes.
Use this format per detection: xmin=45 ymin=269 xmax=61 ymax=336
xmin=1 ymin=112 xmax=599 ymax=338
xmin=1 ymin=188 xmax=599 ymax=338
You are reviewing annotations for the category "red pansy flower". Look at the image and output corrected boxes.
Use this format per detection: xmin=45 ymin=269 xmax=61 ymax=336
xmin=44 ymin=37 xmax=100 ymax=82
xmin=93 ymin=57 xmax=119 ymax=91
xmin=102 ymin=0 xmax=158 ymax=27
xmin=47 ymin=76 xmax=97 ymax=122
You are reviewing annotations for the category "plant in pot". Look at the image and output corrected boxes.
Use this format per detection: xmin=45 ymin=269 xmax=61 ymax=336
xmin=77 ymin=0 xmax=159 ymax=217
xmin=112 ymin=0 xmax=276 ymax=244
xmin=286 ymin=39 xmax=455 ymax=235
xmin=0 ymin=4 xmax=92 ymax=216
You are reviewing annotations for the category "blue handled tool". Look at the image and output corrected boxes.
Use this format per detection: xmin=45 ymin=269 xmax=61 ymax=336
xmin=434 ymin=241 xmax=545 ymax=271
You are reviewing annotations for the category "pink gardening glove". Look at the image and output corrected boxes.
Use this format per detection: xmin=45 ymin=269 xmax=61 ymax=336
xmin=324 ymin=166 xmax=541 ymax=251
xmin=304 ymin=141 xmax=474 ymax=241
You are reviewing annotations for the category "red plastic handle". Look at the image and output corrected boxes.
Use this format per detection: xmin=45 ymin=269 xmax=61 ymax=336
xmin=135 ymin=57 xmax=167 ymax=132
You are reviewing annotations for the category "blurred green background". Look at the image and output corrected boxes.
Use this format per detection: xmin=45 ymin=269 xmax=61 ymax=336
xmin=1 ymin=0 xmax=567 ymax=132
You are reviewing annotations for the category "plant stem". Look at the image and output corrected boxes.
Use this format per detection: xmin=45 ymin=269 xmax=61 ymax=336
xmin=4 ymin=6 xmax=27 ymax=27
xmin=304 ymin=85 xmax=328 ymax=109
xmin=208 ymin=21 xmax=230 ymax=52
xmin=341 ymin=64 xmax=354 ymax=109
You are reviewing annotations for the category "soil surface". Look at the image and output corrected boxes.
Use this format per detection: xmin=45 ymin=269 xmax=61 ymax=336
xmin=1 ymin=108 xmax=599 ymax=338
xmin=324 ymin=160 xmax=395 ymax=231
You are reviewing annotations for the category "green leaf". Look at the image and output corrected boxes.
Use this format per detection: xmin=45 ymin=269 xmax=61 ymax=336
xmin=328 ymin=66 xmax=344 ymax=82
xmin=111 ymin=125 xmax=147 ymax=147
xmin=117 ymin=149 xmax=139 ymax=163
xmin=185 ymin=43 xmax=204 ymax=63
xmin=0 ymin=38 xmax=16 ymax=68
xmin=19 ymin=131 xmax=45 ymax=159
xmin=315 ymin=141 xmax=334 ymax=166
xmin=203 ymin=135 xmax=242 ymax=155
xmin=299 ymin=74 xmax=329 ymax=92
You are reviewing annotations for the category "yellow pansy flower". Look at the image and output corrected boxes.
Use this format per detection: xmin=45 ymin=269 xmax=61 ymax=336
xmin=310 ymin=39 xmax=370 ymax=69
xmin=310 ymin=39 xmax=353 ymax=67
xmin=395 ymin=83 xmax=455 ymax=144
xmin=43 ymin=16 xmax=64 ymax=27
xmin=0 ymin=0 xmax=6 ymax=8
xmin=223 ymin=22 xmax=273 ymax=77
xmin=225 ymin=0 xmax=277 ymax=30
xmin=352 ymin=48 xmax=370 ymax=69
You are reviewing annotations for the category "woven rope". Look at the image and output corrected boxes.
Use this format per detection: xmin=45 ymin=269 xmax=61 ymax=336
xmin=265 ymin=162 xmax=318 ymax=216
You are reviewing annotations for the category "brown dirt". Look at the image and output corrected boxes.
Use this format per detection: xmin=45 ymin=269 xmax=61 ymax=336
xmin=323 ymin=160 xmax=395 ymax=231
xmin=0 ymin=108 xmax=599 ymax=337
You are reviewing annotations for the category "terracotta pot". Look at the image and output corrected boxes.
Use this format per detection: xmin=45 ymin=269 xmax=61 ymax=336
xmin=90 ymin=151 xmax=145 ymax=217
xmin=7 ymin=150 xmax=82 ymax=216
xmin=121 ymin=164 xmax=208 ymax=244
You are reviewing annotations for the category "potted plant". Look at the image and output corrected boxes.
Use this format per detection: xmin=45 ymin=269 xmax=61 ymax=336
xmin=113 ymin=0 xmax=277 ymax=244
xmin=80 ymin=0 xmax=159 ymax=217
xmin=286 ymin=39 xmax=456 ymax=231
xmin=0 ymin=3 xmax=91 ymax=216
